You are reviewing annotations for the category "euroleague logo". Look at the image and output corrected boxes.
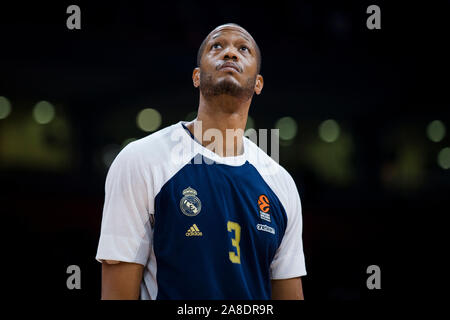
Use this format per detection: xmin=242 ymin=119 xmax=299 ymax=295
xmin=258 ymin=194 xmax=271 ymax=222
xmin=258 ymin=195 xmax=270 ymax=212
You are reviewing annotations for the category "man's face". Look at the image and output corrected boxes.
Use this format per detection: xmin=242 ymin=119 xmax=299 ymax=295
xmin=197 ymin=26 xmax=261 ymax=101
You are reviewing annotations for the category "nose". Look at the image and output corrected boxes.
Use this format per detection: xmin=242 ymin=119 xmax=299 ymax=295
xmin=222 ymin=46 xmax=239 ymax=61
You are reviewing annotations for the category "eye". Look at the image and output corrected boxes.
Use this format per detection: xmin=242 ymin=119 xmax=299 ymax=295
xmin=212 ymin=43 xmax=222 ymax=49
xmin=240 ymin=45 xmax=250 ymax=52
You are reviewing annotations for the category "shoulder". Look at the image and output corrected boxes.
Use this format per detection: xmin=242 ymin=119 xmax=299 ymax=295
xmin=244 ymin=137 xmax=300 ymax=210
xmin=107 ymin=122 xmax=195 ymax=196
xmin=244 ymin=136 xmax=297 ymax=187
xmin=113 ymin=122 xmax=187 ymax=169
xmin=126 ymin=122 xmax=181 ymax=157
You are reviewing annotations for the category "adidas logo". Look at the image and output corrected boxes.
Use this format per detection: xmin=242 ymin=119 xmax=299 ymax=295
xmin=185 ymin=224 xmax=203 ymax=236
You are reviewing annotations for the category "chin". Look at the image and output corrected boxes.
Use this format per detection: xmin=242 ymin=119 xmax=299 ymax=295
xmin=216 ymin=76 xmax=240 ymax=88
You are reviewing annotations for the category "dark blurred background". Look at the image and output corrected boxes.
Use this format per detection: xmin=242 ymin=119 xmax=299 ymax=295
xmin=0 ymin=0 xmax=448 ymax=300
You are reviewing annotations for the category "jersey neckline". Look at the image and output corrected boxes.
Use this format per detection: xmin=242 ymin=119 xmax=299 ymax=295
xmin=178 ymin=121 xmax=248 ymax=167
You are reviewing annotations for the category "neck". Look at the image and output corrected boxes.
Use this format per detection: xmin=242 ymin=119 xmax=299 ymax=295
xmin=186 ymin=92 xmax=252 ymax=157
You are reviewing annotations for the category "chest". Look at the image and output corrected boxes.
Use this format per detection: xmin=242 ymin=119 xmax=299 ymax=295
xmin=153 ymin=161 xmax=287 ymax=263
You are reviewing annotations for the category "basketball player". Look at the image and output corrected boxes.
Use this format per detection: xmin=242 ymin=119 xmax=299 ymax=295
xmin=96 ymin=23 xmax=306 ymax=299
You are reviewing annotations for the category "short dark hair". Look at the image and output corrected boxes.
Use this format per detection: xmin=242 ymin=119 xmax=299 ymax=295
xmin=196 ymin=23 xmax=262 ymax=74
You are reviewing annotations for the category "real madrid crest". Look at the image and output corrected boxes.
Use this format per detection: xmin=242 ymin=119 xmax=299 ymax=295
xmin=179 ymin=186 xmax=202 ymax=217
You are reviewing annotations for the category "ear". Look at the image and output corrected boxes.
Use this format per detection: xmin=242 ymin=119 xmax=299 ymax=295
xmin=254 ymin=74 xmax=264 ymax=95
xmin=192 ymin=67 xmax=200 ymax=88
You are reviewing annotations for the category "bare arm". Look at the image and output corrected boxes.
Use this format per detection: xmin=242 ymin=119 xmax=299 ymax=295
xmin=101 ymin=261 xmax=144 ymax=300
xmin=271 ymin=277 xmax=304 ymax=300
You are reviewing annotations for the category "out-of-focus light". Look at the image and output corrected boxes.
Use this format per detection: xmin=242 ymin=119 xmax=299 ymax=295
xmin=122 ymin=137 xmax=136 ymax=148
xmin=319 ymin=119 xmax=340 ymax=143
xmin=280 ymin=139 xmax=294 ymax=147
xmin=275 ymin=116 xmax=297 ymax=140
xmin=185 ymin=111 xmax=197 ymax=121
xmin=437 ymin=147 xmax=450 ymax=169
xmin=304 ymin=132 xmax=355 ymax=186
xmin=102 ymin=144 xmax=121 ymax=168
xmin=0 ymin=96 xmax=11 ymax=120
xmin=33 ymin=101 xmax=55 ymax=124
xmin=427 ymin=120 xmax=446 ymax=142
xmin=137 ymin=108 xmax=161 ymax=132
xmin=245 ymin=116 xmax=255 ymax=130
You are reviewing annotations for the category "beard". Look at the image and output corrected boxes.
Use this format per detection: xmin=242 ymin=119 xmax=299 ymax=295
xmin=199 ymin=71 xmax=257 ymax=102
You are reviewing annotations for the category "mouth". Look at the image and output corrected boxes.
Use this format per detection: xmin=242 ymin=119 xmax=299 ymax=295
xmin=218 ymin=62 xmax=241 ymax=73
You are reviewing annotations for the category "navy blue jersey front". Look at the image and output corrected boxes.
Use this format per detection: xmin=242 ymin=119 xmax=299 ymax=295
xmin=96 ymin=121 xmax=306 ymax=299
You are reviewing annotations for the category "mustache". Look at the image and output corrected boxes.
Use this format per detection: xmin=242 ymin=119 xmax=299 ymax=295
xmin=216 ymin=61 xmax=242 ymax=73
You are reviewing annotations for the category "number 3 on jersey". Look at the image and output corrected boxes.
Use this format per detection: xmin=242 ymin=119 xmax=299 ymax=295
xmin=227 ymin=221 xmax=241 ymax=264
